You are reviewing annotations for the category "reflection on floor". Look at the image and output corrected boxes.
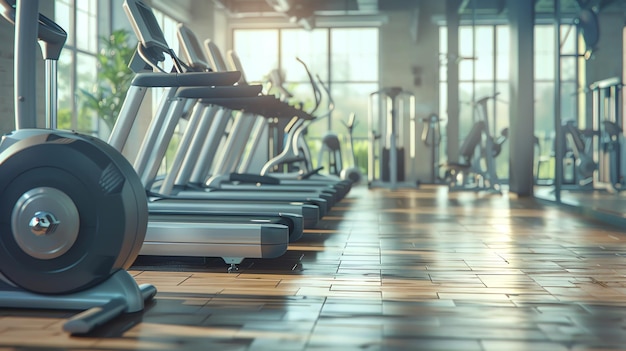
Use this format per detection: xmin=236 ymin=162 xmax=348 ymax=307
xmin=535 ymin=185 xmax=626 ymax=226
xmin=2 ymin=185 xmax=626 ymax=350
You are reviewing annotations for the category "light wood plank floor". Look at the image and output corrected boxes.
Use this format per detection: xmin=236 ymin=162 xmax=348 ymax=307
xmin=2 ymin=185 xmax=626 ymax=350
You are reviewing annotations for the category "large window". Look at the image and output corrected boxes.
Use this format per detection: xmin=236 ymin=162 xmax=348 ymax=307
xmin=439 ymin=22 xmax=584 ymax=184
xmin=54 ymin=2 xmax=180 ymax=142
xmin=233 ymin=27 xmax=378 ymax=169
xmin=439 ymin=24 xmax=510 ymax=179
xmin=55 ymin=0 xmax=100 ymax=135
xmin=534 ymin=24 xmax=584 ymax=183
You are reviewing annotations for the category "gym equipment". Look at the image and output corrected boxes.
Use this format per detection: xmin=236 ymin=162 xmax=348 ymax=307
xmin=181 ymin=47 xmax=349 ymax=207
xmin=159 ymin=25 xmax=339 ymax=208
xmin=421 ymin=114 xmax=442 ymax=184
xmin=561 ymin=120 xmax=597 ymax=187
xmin=368 ymin=87 xmax=417 ymax=189
xmin=114 ymin=28 xmax=334 ymax=212
xmin=441 ymin=93 xmax=508 ymax=193
xmin=113 ymin=0 xmax=294 ymax=270
xmin=339 ymin=113 xmax=363 ymax=183
xmin=590 ymin=77 xmax=623 ymax=192
xmin=318 ymin=133 xmax=343 ymax=177
xmin=260 ymin=58 xmax=330 ymax=177
xmin=0 ymin=0 xmax=155 ymax=334
xmin=316 ymin=84 xmax=342 ymax=177
xmin=556 ymin=78 xmax=624 ymax=192
xmin=314 ymin=78 xmax=361 ymax=183
xmin=199 ymin=52 xmax=344 ymax=204
xmin=258 ymin=57 xmax=354 ymax=198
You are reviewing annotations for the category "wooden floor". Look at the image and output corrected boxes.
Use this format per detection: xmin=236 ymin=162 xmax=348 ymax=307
xmin=2 ymin=185 xmax=626 ymax=350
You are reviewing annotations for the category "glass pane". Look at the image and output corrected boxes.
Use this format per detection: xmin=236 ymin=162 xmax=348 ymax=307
xmin=439 ymin=26 xmax=447 ymax=82
xmin=282 ymin=29 xmax=328 ymax=82
xmin=233 ymin=29 xmax=279 ymax=83
xmin=151 ymin=9 xmax=176 ymax=72
xmin=474 ymin=26 xmax=494 ymax=80
xmin=284 ymin=81 xmax=320 ymax=119
xmin=57 ymin=50 xmax=73 ymax=130
xmin=330 ymin=83 xmax=378 ymax=176
xmin=473 ymin=82 xmax=495 ymax=126
xmin=560 ymin=81 xmax=577 ymax=123
xmin=494 ymin=82 xmax=510 ymax=180
xmin=330 ymin=28 xmax=378 ymax=82
xmin=578 ymin=55 xmax=587 ymax=127
xmin=439 ymin=26 xmax=447 ymax=55
xmin=54 ymin=0 xmax=73 ymax=46
xmin=458 ymin=26 xmax=474 ymax=81
xmin=534 ymin=82 xmax=555 ymax=182
xmin=458 ymin=82 xmax=475 ymax=137
xmin=496 ymin=25 xmax=509 ymax=80
xmin=440 ymin=61 xmax=447 ymax=82
xmin=459 ymin=26 xmax=474 ymax=58
xmin=534 ymin=82 xmax=555 ymax=137
xmin=75 ymin=0 xmax=97 ymax=52
xmin=560 ymin=24 xmax=576 ymax=54
xmin=535 ymin=25 xmax=554 ymax=80
xmin=458 ymin=59 xmax=474 ymax=81
xmin=561 ymin=56 xmax=576 ymax=81
xmin=162 ymin=15 xmax=179 ymax=56
xmin=438 ymin=82 xmax=448 ymax=164
xmin=76 ymin=53 xmax=98 ymax=134
xmin=329 ymin=83 xmax=378 ymax=139
xmin=493 ymin=83 xmax=509 ymax=134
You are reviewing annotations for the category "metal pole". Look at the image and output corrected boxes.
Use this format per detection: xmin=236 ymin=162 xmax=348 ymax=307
xmin=389 ymin=94 xmax=397 ymax=189
xmin=554 ymin=0 xmax=563 ymax=202
xmin=14 ymin=0 xmax=39 ymax=129
xmin=45 ymin=59 xmax=57 ymax=129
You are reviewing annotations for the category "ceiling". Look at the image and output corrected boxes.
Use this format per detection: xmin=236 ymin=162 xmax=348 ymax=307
xmin=212 ymin=0 xmax=624 ymax=18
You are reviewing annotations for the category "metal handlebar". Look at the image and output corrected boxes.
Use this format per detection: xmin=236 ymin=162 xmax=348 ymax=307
xmin=295 ymin=57 xmax=322 ymax=114
xmin=0 ymin=0 xmax=67 ymax=60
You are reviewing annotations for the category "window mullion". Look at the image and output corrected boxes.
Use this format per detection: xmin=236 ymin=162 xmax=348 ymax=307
xmin=71 ymin=0 xmax=78 ymax=131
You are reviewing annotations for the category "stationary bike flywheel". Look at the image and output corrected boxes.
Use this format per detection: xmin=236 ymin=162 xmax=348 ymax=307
xmin=0 ymin=130 xmax=148 ymax=294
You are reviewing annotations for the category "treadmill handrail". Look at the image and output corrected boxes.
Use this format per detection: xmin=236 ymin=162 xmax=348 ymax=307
xmin=131 ymin=71 xmax=241 ymax=88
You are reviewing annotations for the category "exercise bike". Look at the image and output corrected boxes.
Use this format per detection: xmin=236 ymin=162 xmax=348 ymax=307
xmin=0 ymin=0 xmax=155 ymax=334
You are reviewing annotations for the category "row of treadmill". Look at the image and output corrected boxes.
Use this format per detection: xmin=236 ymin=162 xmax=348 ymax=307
xmin=114 ymin=0 xmax=354 ymax=270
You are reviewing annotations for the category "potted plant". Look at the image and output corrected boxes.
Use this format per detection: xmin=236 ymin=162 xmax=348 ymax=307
xmin=80 ymin=29 xmax=135 ymax=134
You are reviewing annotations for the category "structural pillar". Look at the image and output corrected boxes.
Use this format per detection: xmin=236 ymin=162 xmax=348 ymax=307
xmin=507 ymin=0 xmax=535 ymax=196
xmin=445 ymin=0 xmax=460 ymax=163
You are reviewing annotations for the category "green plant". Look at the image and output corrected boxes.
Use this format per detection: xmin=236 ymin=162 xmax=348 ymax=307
xmin=80 ymin=29 xmax=135 ymax=132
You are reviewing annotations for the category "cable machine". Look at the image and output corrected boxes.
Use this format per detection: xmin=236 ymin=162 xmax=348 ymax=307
xmin=590 ymin=77 xmax=623 ymax=192
xmin=368 ymin=87 xmax=417 ymax=189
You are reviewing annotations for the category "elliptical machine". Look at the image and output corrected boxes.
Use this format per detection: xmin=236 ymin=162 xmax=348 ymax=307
xmin=315 ymin=84 xmax=362 ymax=183
xmin=0 ymin=0 xmax=155 ymax=334
xmin=339 ymin=113 xmax=363 ymax=183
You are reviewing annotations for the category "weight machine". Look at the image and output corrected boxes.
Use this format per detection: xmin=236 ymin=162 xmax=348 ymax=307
xmin=590 ymin=77 xmax=623 ymax=192
xmin=441 ymin=93 xmax=508 ymax=193
xmin=368 ymin=87 xmax=417 ymax=189
xmin=559 ymin=77 xmax=624 ymax=192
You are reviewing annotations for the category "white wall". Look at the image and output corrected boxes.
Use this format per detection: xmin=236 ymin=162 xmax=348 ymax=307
xmin=378 ymin=5 xmax=442 ymax=184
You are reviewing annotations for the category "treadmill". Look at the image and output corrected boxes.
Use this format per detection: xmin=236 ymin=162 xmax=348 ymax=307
xmin=120 ymin=0 xmax=336 ymax=218
xmin=217 ymin=49 xmax=351 ymax=198
xmin=166 ymin=25 xmax=345 ymax=205
xmin=107 ymin=0 xmax=322 ymax=269
xmin=188 ymin=34 xmax=351 ymax=199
